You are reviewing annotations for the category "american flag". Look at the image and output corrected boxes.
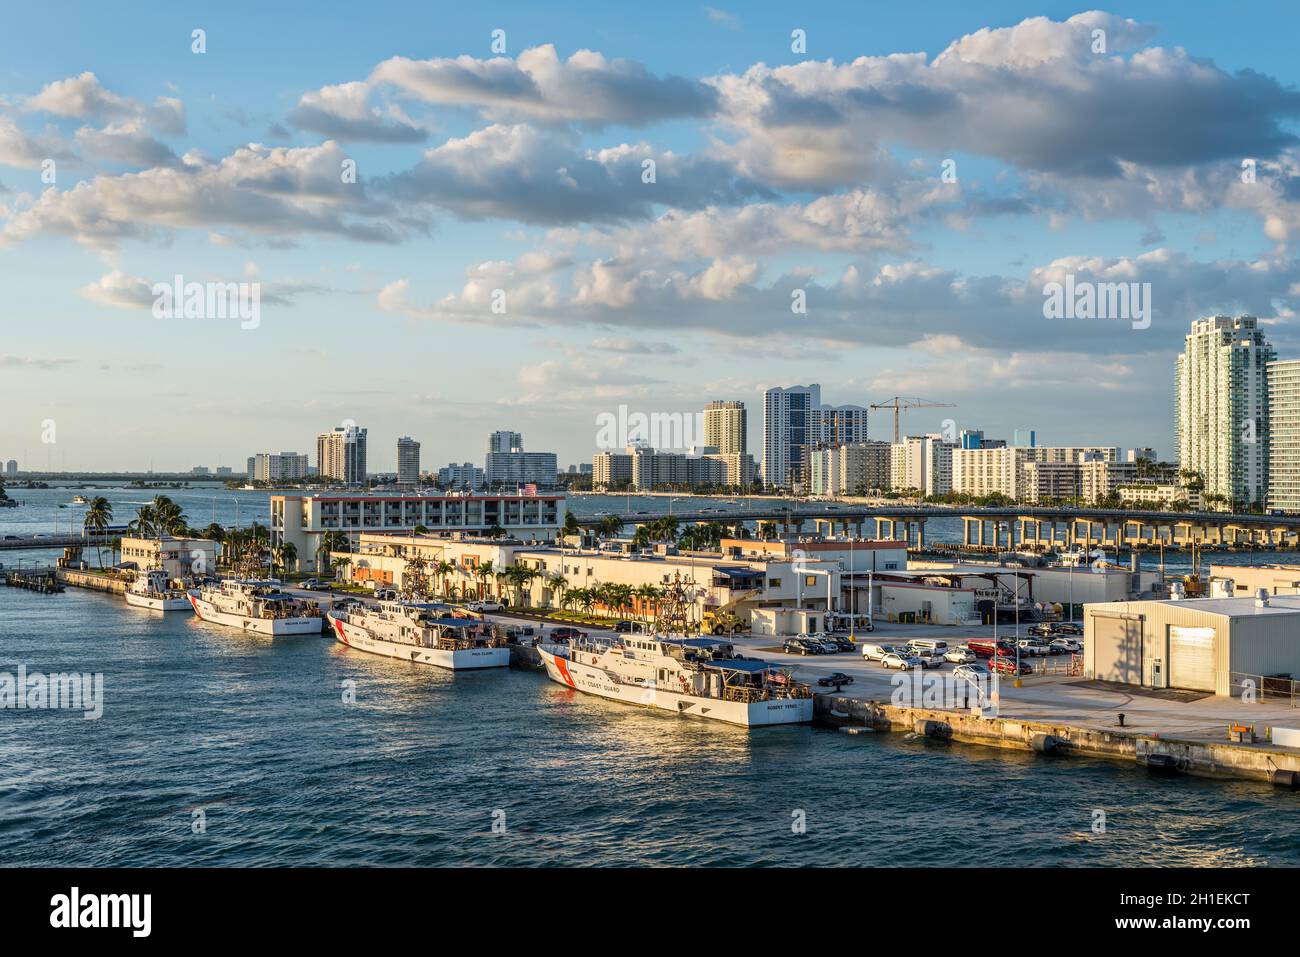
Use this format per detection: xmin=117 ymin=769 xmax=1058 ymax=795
xmin=768 ymin=670 xmax=788 ymax=685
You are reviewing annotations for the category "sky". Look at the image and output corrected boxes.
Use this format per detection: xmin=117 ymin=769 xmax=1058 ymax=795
xmin=3 ymin=1 xmax=1300 ymax=472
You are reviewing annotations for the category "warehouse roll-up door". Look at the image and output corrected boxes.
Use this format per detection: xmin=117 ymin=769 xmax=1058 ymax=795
xmin=1169 ymin=626 xmax=1216 ymax=692
xmin=1092 ymin=615 xmax=1143 ymax=685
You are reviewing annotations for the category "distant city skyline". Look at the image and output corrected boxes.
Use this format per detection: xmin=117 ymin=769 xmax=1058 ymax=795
xmin=6 ymin=4 xmax=1300 ymax=469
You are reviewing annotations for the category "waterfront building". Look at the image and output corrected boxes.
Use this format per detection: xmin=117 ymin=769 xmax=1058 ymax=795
xmin=335 ymin=532 xmax=904 ymax=635
xmin=119 ymin=536 xmax=219 ymax=578
xmin=592 ymin=450 xmax=634 ymax=488
xmin=3 ymin=459 xmax=16 ymax=477
xmin=1126 ymin=447 xmax=1158 ymax=463
xmin=249 ymin=451 xmax=310 ymax=484
xmin=951 ymin=445 xmax=1120 ymax=500
xmin=1176 ymin=315 xmax=1274 ymax=508
xmin=703 ymin=401 xmax=747 ymax=456
xmin=488 ymin=430 xmax=523 ymax=454
xmin=396 ymin=437 xmax=421 ymax=487
xmin=889 ymin=434 xmax=955 ymax=496
xmin=436 ymin=462 xmax=484 ymax=489
xmin=1268 ymin=360 xmax=1300 ymax=512
xmin=1084 ymin=591 xmax=1300 ymax=695
xmin=1013 ymin=429 xmax=1037 ymax=448
xmin=762 ymin=384 xmax=819 ymax=489
xmin=484 ymin=448 xmax=558 ymax=487
xmin=191 ymin=466 xmax=210 ymax=476
xmin=317 ymin=425 xmax=368 ymax=485
xmin=1117 ymin=481 xmax=1202 ymax=510
xmin=810 ymin=441 xmax=891 ymax=495
xmin=271 ymin=490 xmax=564 ymax=572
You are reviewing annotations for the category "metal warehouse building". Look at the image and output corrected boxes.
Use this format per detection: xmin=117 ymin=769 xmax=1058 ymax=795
xmin=1084 ymin=591 xmax=1300 ymax=696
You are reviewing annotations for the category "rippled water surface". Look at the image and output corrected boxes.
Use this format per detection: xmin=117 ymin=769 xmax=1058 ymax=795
xmin=3 ymin=581 xmax=1299 ymax=867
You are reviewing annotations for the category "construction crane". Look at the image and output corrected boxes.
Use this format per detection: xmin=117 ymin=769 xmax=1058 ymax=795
xmin=870 ymin=397 xmax=957 ymax=444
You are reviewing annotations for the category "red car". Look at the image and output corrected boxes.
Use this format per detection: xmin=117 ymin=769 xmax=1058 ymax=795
xmin=968 ymin=639 xmax=1018 ymax=659
xmin=549 ymin=627 xmax=587 ymax=642
xmin=991 ymin=656 xmax=1032 ymax=676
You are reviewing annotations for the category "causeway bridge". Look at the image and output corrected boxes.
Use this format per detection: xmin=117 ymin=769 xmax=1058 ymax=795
xmin=576 ymin=503 xmax=1300 ymax=551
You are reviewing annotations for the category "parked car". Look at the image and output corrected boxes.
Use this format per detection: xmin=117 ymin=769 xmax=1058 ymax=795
xmin=944 ymin=646 xmax=977 ymax=664
xmin=952 ymin=663 xmax=991 ymax=682
xmin=909 ymin=647 xmax=945 ymax=669
xmin=301 ymin=578 xmax=330 ymax=591
xmin=828 ymin=635 xmax=856 ymax=652
xmin=550 ymin=626 xmax=587 ymax=643
xmin=1016 ymin=639 xmax=1050 ymax=657
xmin=1028 ymin=622 xmax=1056 ymax=637
xmin=1055 ymin=622 xmax=1083 ymax=635
xmin=375 ymin=589 xmax=398 ymax=601
xmin=862 ymin=642 xmax=907 ymax=661
xmin=817 ymin=672 xmax=855 ymax=688
xmin=991 ymin=656 xmax=1033 ymax=676
xmin=807 ymin=634 xmax=841 ymax=654
xmin=782 ymin=638 xmax=819 ymax=656
xmin=1050 ymin=637 xmax=1083 ymax=654
xmin=880 ymin=652 xmax=923 ymax=671
xmin=468 ymin=600 xmax=505 ymax=613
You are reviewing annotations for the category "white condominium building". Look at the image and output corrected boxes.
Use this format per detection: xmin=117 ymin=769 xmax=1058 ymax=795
xmin=1268 ymin=359 xmax=1300 ymax=512
xmin=889 ymin=434 xmax=955 ymax=496
xmin=1176 ymin=315 xmax=1274 ymax=507
xmin=951 ymin=446 xmax=1120 ymax=500
xmin=248 ymin=451 xmax=310 ymax=483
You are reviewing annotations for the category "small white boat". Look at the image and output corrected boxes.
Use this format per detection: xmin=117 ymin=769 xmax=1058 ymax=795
xmin=71 ymin=495 xmax=89 ymax=505
xmin=125 ymin=569 xmax=192 ymax=612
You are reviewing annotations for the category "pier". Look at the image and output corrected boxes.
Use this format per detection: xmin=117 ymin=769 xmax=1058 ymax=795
xmin=816 ymin=694 xmax=1300 ymax=787
xmin=580 ymin=503 xmax=1300 ymax=554
xmin=2 ymin=566 xmax=65 ymax=593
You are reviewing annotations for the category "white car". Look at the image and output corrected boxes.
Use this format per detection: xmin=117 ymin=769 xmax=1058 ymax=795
xmin=944 ymin=646 xmax=976 ymax=664
xmin=1049 ymin=637 xmax=1083 ymax=654
xmin=1017 ymin=639 xmax=1050 ymax=657
xmin=953 ymin=663 xmax=991 ymax=682
xmin=862 ymin=643 xmax=906 ymax=661
xmin=467 ymin=600 xmax=504 ymax=613
xmin=880 ymin=652 xmax=923 ymax=671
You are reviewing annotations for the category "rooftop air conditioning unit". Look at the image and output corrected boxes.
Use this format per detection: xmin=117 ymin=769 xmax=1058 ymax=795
xmin=1257 ymin=588 xmax=1271 ymax=608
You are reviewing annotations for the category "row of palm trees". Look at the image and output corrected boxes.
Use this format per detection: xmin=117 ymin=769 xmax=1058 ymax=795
xmin=557 ymin=582 xmax=664 ymax=621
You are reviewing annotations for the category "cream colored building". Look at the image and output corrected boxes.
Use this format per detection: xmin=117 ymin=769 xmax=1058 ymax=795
xmin=118 ymin=536 xmax=219 ymax=578
xmin=335 ymin=531 xmax=867 ymax=634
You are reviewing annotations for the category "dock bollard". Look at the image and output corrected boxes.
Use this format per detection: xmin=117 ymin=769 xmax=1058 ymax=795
xmin=1118 ymin=712 xmax=1126 ymax=728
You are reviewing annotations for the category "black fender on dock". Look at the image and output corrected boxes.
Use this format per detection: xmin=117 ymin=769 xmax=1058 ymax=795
xmin=912 ymin=719 xmax=952 ymax=739
xmin=1030 ymin=732 xmax=1058 ymax=754
xmin=1270 ymin=769 xmax=1300 ymax=789
xmin=1141 ymin=753 xmax=1181 ymax=773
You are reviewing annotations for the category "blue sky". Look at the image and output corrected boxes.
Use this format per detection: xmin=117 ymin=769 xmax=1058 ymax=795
xmin=3 ymin=2 xmax=1300 ymax=472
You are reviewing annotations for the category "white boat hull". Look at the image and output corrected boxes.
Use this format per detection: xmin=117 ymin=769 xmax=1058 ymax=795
xmin=188 ymin=593 xmax=322 ymax=636
xmin=328 ymin=615 xmax=509 ymax=669
xmin=537 ymin=646 xmax=812 ymax=727
xmin=125 ymin=590 xmax=192 ymax=612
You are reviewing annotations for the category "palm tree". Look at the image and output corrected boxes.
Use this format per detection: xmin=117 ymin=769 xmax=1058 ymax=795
xmin=546 ymin=573 xmax=568 ymax=608
xmin=433 ymin=559 xmax=455 ymax=597
xmin=317 ymin=530 xmax=348 ymax=575
xmin=633 ymin=584 xmax=660 ymax=621
xmin=83 ymin=496 xmax=112 ymax=569
xmin=413 ymin=524 xmax=429 ymax=535
xmin=597 ymin=515 xmax=623 ymax=539
xmin=273 ymin=541 xmax=298 ymax=578
xmin=150 ymin=495 xmax=186 ymax=536
xmin=475 ymin=560 xmax=496 ymax=600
